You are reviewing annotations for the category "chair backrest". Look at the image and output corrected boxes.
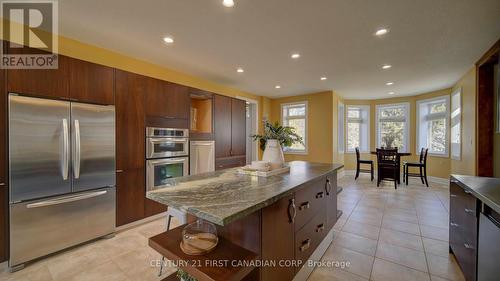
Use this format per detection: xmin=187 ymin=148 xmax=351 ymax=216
xmin=376 ymin=148 xmax=398 ymax=165
xmin=418 ymin=147 xmax=425 ymax=162
xmin=422 ymin=148 xmax=429 ymax=165
xmin=355 ymin=147 xmax=360 ymax=161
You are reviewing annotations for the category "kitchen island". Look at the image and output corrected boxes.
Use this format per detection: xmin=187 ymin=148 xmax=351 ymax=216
xmin=147 ymin=161 xmax=343 ymax=281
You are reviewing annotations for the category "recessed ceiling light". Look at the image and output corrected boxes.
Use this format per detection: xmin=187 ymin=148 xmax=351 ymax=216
xmin=386 ymin=82 xmax=394 ymax=86
xmin=222 ymin=0 xmax=234 ymax=7
xmin=382 ymin=64 xmax=392 ymax=70
xmin=275 ymin=85 xmax=281 ymax=89
xmin=236 ymin=67 xmax=244 ymax=73
xmin=291 ymin=53 xmax=300 ymax=59
xmin=320 ymin=77 xmax=327 ymax=81
xmin=388 ymin=92 xmax=395 ymax=95
xmin=375 ymin=28 xmax=389 ymax=36
xmin=163 ymin=36 xmax=174 ymax=44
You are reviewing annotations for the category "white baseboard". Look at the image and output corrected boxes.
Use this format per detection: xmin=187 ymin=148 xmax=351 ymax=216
xmin=342 ymin=170 xmax=448 ymax=185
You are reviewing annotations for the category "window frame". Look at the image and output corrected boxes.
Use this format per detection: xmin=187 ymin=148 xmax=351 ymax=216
xmin=416 ymin=95 xmax=450 ymax=157
xmin=450 ymin=89 xmax=462 ymax=160
xmin=281 ymin=101 xmax=308 ymax=154
xmin=375 ymin=102 xmax=410 ymax=153
xmin=346 ymin=105 xmax=370 ymax=153
xmin=338 ymin=102 xmax=345 ymax=153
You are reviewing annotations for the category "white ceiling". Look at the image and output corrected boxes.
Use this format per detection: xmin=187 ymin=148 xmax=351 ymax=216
xmin=57 ymin=0 xmax=500 ymax=99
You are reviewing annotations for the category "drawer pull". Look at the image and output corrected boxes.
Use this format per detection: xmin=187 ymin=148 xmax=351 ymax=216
xmin=464 ymin=190 xmax=472 ymax=194
xmin=0 ymin=183 xmax=5 ymax=186
xmin=325 ymin=178 xmax=332 ymax=195
xmin=299 ymin=239 xmax=311 ymax=252
xmin=316 ymin=223 xmax=325 ymax=232
xmin=450 ymin=222 xmax=459 ymax=227
xmin=450 ymin=179 xmax=458 ymax=183
xmin=450 ymin=194 xmax=457 ymax=198
xmin=464 ymin=243 xmax=474 ymax=249
xmin=116 ymin=170 xmax=124 ymax=173
xmin=464 ymin=208 xmax=475 ymax=215
xmin=288 ymin=199 xmax=296 ymax=223
xmin=316 ymin=192 xmax=324 ymax=199
xmin=299 ymin=202 xmax=310 ymax=211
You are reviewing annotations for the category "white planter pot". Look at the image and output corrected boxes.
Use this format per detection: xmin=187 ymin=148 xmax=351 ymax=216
xmin=262 ymin=139 xmax=285 ymax=169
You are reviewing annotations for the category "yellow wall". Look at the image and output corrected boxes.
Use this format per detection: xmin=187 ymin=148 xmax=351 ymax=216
xmin=269 ymin=91 xmax=337 ymax=164
xmin=450 ymin=68 xmax=477 ymax=176
xmin=344 ymin=88 xmax=453 ymax=179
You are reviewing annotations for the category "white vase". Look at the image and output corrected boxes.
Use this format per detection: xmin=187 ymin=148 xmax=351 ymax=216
xmin=262 ymin=139 xmax=285 ymax=169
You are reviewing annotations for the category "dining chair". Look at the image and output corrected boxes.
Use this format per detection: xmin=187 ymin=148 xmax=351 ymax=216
xmin=355 ymin=147 xmax=374 ymax=181
xmin=376 ymin=148 xmax=399 ymax=189
xmin=403 ymin=148 xmax=429 ymax=187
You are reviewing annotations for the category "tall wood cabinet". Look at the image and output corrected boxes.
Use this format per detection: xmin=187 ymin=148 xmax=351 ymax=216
xmin=69 ymin=58 xmax=114 ymax=105
xmin=214 ymin=95 xmax=247 ymax=170
xmin=1 ymin=66 xmax=7 ymax=262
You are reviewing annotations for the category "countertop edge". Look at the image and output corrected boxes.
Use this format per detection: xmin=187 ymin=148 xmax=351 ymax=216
xmin=450 ymin=174 xmax=500 ymax=215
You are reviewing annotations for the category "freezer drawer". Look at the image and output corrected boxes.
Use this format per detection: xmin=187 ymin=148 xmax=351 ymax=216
xmin=9 ymin=187 xmax=116 ymax=267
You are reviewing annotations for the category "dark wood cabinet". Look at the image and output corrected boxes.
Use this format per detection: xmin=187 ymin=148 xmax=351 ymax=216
xmin=261 ymin=195 xmax=295 ymax=281
xmin=6 ymin=55 xmax=70 ymax=99
xmin=449 ymin=181 xmax=478 ymax=281
xmin=214 ymin=94 xmax=232 ymax=158
xmin=231 ymin=98 xmax=246 ymax=156
xmin=326 ymin=173 xmax=338 ymax=230
xmin=146 ymin=81 xmax=190 ymax=120
xmin=0 ymin=66 xmax=7 ymax=262
xmin=214 ymin=95 xmax=247 ymax=169
xmin=69 ymin=58 xmax=114 ymax=105
xmin=115 ymin=70 xmax=147 ymax=226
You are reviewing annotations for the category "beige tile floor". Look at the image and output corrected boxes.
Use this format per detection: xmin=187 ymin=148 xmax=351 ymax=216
xmin=0 ymin=175 xmax=464 ymax=281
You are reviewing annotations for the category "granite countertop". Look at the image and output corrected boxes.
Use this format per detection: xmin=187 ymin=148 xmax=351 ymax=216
xmin=451 ymin=174 xmax=500 ymax=214
xmin=147 ymin=161 xmax=343 ymax=226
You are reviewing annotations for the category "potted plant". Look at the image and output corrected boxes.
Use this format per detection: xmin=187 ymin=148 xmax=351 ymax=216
xmin=251 ymin=121 xmax=304 ymax=169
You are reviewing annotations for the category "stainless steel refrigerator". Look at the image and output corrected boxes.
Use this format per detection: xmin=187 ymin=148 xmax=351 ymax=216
xmin=8 ymin=94 xmax=116 ymax=270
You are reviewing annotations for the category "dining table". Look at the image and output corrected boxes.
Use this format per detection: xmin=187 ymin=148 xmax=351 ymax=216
xmin=370 ymin=151 xmax=412 ymax=184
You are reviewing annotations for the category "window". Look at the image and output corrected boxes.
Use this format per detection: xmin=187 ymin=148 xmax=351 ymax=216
xmin=376 ymin=103 xmax=410 ymax=152
xmin=338 ymin=103 xmax=345 ymax=153
xmin=281 ymin=102 xmax=307 ymax=153
xmin=417 ymin=96 xmax=450 ymax=156
xmin=450 ymin=90 xmax=461 ymax=159
xmin=346 ymin=105 xmax=370 ymax=152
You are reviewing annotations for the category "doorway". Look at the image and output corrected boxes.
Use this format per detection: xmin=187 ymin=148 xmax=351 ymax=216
xmin=238 ymin=97 xmax=259 ymax=164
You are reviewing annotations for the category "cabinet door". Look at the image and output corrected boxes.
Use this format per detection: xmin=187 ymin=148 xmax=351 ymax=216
xmin=231 ymin=98 xmax=246 ymax=156
xmin=214 ymin=95 xmax=232 ymax=158
xmin=0 ymin=66 xmax=6 ymax=262
xmin=261 ymin=195 xmax=295 ymax=281
xmin=115 ymin=70 xmax=147 ymax=226
xmin=69 ymin=58 xmax=114 ymax=105
xmin=146 ymin=81 xmax=190 ymax=119
xmin=6 ymin=55 xmax=70 ymax=99
xmin=326 ymin=173 xmax=338 ymax=230
xmin=116 ymin=168 xmax=145 ymax=226
xmin=145 ymin=198 xmax=167 ymax=217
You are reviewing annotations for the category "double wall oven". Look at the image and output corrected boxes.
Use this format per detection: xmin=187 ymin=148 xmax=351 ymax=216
xmin=146 ymin=127 xmax=189 ymax=190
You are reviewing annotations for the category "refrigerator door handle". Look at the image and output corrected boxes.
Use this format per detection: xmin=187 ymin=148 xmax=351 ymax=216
xmin=62 ymin=118 xmax=69 ymax=180
xmin=26 ymin=190 xmax=108 ymax=208
xmin=74 ymin=119 xmax=81 ymax=179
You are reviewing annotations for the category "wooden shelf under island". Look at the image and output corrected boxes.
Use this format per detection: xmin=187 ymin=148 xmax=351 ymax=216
xmin=147 ymin=161 xmax=344 ymax=281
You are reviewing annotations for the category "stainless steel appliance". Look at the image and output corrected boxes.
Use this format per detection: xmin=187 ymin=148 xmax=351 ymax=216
xmin=146 ymin=127 xmax=189 ymax=159
xmin=8 ymin=94 xmax=116 ymax=270
xmin=477 ymin=212 xmax=500 ymax=281
xmin=146 ymin=157 xmax=189 ymax=190
xmin=146 ymin=127 xmax=189 ymax=190
xmin=190 ymin=141 xmax=215 ymax=175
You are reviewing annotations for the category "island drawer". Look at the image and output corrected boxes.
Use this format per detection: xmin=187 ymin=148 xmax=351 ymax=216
xmin=295 ymin=209 xmax=327 ymax=264
xmin=294 ymin=176 xmax=328 ymax=232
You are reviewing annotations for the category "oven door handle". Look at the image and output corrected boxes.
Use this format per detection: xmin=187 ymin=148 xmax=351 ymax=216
xmin=147 ymin=158 xmax=188 ymax=165
xmin=148 ymin=138 xmax=188 ymax=143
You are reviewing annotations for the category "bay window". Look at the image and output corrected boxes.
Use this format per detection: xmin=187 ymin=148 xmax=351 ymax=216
xmin=451 ymin=89 xmax=461 ymax=159
xmin=416 ymin=96 xmax=450 ymax=156
xmin=346 ymin=105 xmax=370 ymax=152
xmin=281 ymin=102 xmax=307 ymax=153
xmin=376 ymin=103 xmax=410 ymax=152
xmin=338 ymin=103 xmax=345 ymax=153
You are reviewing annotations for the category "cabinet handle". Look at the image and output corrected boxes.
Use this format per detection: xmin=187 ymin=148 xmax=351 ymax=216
xmin=325 ymin=178 xmax=332 ymax=195
xmin=450 ymin=194 xmax=457 ymax=198
xmin=316 ymin=192 xmax=324 ymax=199
xmin=299 ymin=239 xmax=311 ymax=252
xmin=316 ymin=223 xmax=325 ymax=232
xmin=116 ymin=170 xmax=124 ymax=173
xmin=450 ymin=222 xmax=459 ymax=227
xmin=464 ymin=243 xmax=473 ymax=249
xmin=464 ymin=208 xmax=475 ymax=215
xmin=299 ymin=201 xmax=310 ymax=211
xmin=450 ymin=179 xmax=458 ymax=183
xmin=288 ymin=199 xmax=296 ymax=223
xmin=0 ymin=183 xmax=5 ymax=186
xmin=464 ymin=190 xmax=472 ymax=194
